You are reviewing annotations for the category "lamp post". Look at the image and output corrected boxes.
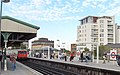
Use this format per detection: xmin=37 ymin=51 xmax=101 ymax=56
xmin=62 ymin=42 xmax=65 ymax=53
xmin=57 ymin=40 xmax=60 ymax=59
xmin=42 ymin=43 xmax=44 ymax=58
xmin=91 ymin=35 xmax=95 ymax=62
xmin=0 ymin=0 xmax=10 ymax=71
xmin=57 ymin=40 xmax=60 ymax=50
xmin=96 ymin=44 xmax=99 ymax=63
xmin=47 ymin=46 xmax=50 ymax=59
xmin=0 ymin=0 xmax=10 ymax=48
xmin=2 ymin=33 xmax=11 ymax=71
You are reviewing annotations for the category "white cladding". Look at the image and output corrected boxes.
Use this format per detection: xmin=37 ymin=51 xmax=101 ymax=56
xmin=116 ymin=26 xmax=120 ymax=43
xmin=77 ymin=16 xmax=119 ymax=51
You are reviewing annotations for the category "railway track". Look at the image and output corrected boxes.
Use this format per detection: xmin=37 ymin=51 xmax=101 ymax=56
xmin=18 ymin=60 xmax=79 ymax=75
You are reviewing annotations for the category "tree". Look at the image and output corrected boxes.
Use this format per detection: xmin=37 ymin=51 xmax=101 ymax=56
xmin=99 ymin=45 xmax=110 ymax=58
xmin=93 ymin=45 xmax=110 ymax=59
xmin=84 ymin=47 xmax=89 ymax=52
xmin=20 ymin=44 xmax=26 ymax=49
xmin=27 ymin=49 xmax=30 ymax=52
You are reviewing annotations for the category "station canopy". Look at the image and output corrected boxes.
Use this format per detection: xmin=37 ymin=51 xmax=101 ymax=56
xmin=1 ymin=16 xmax=40 ymax=47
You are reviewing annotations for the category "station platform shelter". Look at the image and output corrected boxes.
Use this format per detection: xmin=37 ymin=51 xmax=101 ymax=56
xmin=1 ymin=16 xmax=40 ymax=48
xmin=0 ymin=16 xmax=40 ymax=71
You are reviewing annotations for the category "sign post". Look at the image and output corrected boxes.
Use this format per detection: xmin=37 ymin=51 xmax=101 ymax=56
xmin=110 ymin=49 xmax=117 ymax=60
xmin=110 ymin=49 xmax=117 ymax=64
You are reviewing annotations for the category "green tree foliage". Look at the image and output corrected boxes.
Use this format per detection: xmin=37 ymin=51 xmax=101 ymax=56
xmin=20 ymin=44 xmax=26 ymax=49
xmin=84 ymin=47 xmax=89 ymax=52
xmin=94 ymin=45 xmax=110 ymax=59
xmin=64 ymin=50 xmax=71 ymax=56
xmin=99 ymin=45 xmax=110 ymax=57
xmin=27 ymin=49 xmax=30 ymax=52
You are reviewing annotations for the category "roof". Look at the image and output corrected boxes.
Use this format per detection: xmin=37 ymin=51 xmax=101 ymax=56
xmin=79 ymin=16 xmax=98 ymax=21
xmin=105 ymin=43 xmax=120 ymax=48
xmin=2 ymin=16 xmax=40 ymax=30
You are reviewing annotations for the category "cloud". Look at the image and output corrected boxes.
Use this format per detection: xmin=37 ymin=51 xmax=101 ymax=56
xmin=82 ymin=0 xmax=90 ymax=7
xmin=2 ymin=0 xmax=120 ymax=22
xmin=98 ymin=0 xmax=120 ymax=16
xmin=3 ymin=0 xmax=83 ymax=21
xmin=31 ymin=0 xmax=45 ymax=6
xmin=100 ymin=7 xmax=120 ymax=16
xmin=81 ymin=0 xmax=107 ymax=8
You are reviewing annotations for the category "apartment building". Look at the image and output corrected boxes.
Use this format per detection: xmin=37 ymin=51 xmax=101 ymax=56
xmin=77 ymin=16 xmax=118 ymax=51
xmin=116 ymin=26 xmax=120 ymax=43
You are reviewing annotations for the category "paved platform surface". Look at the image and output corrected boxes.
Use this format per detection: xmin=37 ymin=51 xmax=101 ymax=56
xmin=0 ymin=58 xmax=43 ymax=75
xmin=36 ymin=57 xmax=120 ymax=72
xmin=59 ymin=57 xmax=120 ymax=72
xmin=2 ymin=57 xmax=119 ymax=75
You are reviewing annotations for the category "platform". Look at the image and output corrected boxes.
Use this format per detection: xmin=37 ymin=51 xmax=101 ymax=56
xmin=0 ymin=58 xmax=43 ymax=75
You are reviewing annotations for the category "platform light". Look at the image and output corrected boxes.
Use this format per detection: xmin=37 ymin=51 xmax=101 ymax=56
xmin=2 ymin=0 xmax=10 ymax=3
xmin=0 ymin=0 xmax=10 ymax=71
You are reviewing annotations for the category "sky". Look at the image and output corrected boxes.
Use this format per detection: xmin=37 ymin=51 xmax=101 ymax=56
xmin=2 ymin=0 xmax=120 ymax=50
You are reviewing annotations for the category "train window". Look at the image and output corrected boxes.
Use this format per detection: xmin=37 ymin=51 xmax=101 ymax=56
xmin=18 ymin=51 xmax=27 ymax=54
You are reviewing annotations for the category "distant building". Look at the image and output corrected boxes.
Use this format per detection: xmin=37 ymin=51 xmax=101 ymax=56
xmin=32 ymin=38 xmax=54 ymax=50
xmin=22 ymin=42 xmax=29 ymax=49
xmin=77 ymin=16 xmax=120 ymax=51
xmin=71 ymin=44 xmax=77 ymax=52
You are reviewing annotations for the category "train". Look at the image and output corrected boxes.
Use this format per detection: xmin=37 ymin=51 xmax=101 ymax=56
xmin=17 ymin=50 xmax=28 ymax=59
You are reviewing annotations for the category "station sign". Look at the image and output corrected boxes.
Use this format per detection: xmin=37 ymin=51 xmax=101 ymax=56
xmin=110 ymin=49 xmax=117 ymax=60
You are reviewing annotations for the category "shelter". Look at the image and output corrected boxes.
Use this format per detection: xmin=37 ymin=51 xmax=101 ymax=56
xmin=1 ymin=16 xmax=40 ymax=48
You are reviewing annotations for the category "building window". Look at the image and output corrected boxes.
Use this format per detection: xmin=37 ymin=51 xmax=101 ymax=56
xmin=82 ymin=30 xmax=84 ymax=32
xmin=80 ymin=26 xmax=81 ymax=28
xmin=100 ymin=29 xmax=104 ymax=32
xmin=93 ymin=25 xmax=97 ymax=28
xmin=108 ymin=20 xmax=112 ymax=24
xmin=100 ymin=38 xmax=104 ymax=41
xmin=108 ymin=38 xmax=113 ymax=42
xmin=80 ymin=30 xmax=81 ymax=33
xmin=100 ymin=34 xmax=104 ymax=37
xmin=100 ymin=20 xmax=104 ymax=23
xmin=108 ymin=34 xmax=113 ymax=37
xmin=100 ymin=24 xmax=104 ymax=28
xmin=100 ymin=43 xmax=104 ymax=45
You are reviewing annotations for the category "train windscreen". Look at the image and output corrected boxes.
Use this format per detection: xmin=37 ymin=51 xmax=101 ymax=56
xmin=18 ymin=51 xmax=27 ymax=54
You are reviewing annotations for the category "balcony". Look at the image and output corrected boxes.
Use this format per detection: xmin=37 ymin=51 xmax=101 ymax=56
xmin=91 ymin=26 xmax=98 ymax=29
xmin=108 ymin=26 xmax=113 ymax=29
xmin=108 ymin=38 xmax=113 ymax=43
xmin=108 ymin=29 xmax=113 ymax=34
xmin=108 ymin=34 xmax=113 ymax=37
xmin=108 ymin=31 xmax=113 ymax=34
